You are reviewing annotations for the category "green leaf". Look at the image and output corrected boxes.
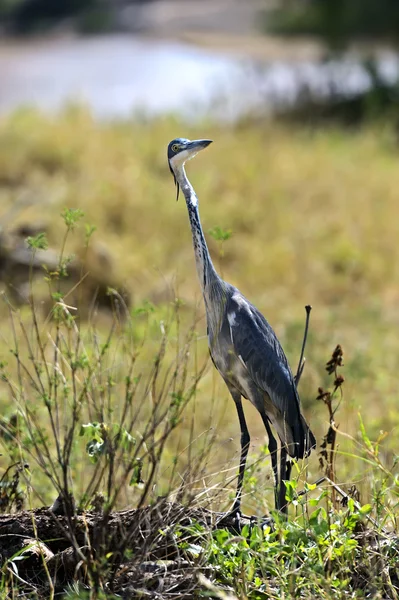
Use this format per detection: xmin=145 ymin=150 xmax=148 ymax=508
xmin=61 ymin=207 xmax=85 ymax=230
xmin=305 ymin=481 xmax=317 ymax=491
xmin=132 ymin=300 xmax=155 ymax=316
xmin=359 ymin=503 xmax=372 ymax=515
xmin=85 ymin=223 xmax=97 ymax=245
xmin=129 ymin=458 xmax=144 ymax=487
xmin=208 ymin=226 xmax=233 ymax=242
xmin=284 ymin=479 xmax=297 ymax=502
xmin=86 ymin=439 xmax=106 ymax=462
xmin=26 ymin=232 xmax=48 ymax=250
xmin=358 ymin=412 xmax=373 ymax=451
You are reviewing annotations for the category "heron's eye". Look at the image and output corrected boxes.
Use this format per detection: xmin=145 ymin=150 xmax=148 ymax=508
xmin=172 ymin=144 xmax=179 ymax=152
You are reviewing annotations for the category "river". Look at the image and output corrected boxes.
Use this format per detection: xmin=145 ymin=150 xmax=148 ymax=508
xmin=0 ymin=35 xmax=398 ymax=121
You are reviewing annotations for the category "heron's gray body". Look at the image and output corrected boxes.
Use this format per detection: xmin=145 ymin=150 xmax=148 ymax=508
xmin=168 ymin=136 xmax=315 ymax=514
xmin=204 ymin=274 xmax=310 ymax=460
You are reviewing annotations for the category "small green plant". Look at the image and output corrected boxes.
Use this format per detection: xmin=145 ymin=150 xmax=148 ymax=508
xmin=208 ymin=226 xmax=232 ymax=244
xmin=26 ymin=232 xmax=48 ymax=251
xmin=61 ymin=207 xmax=85 ymax=231
xmin=197 ymin=494 xmax=394 ymax=599
xmin=208 ymin=226 xmax=233 ymax=271
xmin=0 ymin=209 xmax=211 ymax=596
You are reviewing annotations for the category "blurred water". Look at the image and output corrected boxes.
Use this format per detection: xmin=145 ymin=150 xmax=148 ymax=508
xmin=0 ymin=35 xmax=398 ymax=121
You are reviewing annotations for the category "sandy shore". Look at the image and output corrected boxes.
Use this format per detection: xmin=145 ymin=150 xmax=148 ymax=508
xmin=119 ymin=0 xmax=323 ymax=61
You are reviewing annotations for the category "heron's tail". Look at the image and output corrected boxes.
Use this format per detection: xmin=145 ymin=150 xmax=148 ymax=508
xmin=292 ymin=415 xmax=316 ymax=460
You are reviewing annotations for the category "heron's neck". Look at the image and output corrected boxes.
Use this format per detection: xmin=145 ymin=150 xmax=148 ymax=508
xmin=174 ymin=164 xmax=219 ymax=293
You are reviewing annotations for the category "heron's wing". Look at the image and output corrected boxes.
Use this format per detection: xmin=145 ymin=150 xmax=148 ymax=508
xmin=226 ymin=292 xmax=301 ymax=425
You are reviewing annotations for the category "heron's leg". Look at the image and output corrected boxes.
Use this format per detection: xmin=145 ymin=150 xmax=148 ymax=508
xmin=230 ymin=392 xmax=250 ymax=515
xmin=260 ymin=414 xmax=279 ymax=510
xmin=285 ymin=457 xmax=292 ymax=482
xmin=278 ymin=448 xmax=292 ymax=514
xmin=278 ymin=447 xmax=288 ymax=513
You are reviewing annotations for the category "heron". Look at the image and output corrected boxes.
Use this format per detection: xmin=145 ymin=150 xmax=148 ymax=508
xmin=167 ymin=137 xmax=316 ymax=517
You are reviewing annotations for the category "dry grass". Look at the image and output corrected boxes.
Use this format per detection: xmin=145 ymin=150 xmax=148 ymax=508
xmin=0 ymin=107 xmax=398 ymax=512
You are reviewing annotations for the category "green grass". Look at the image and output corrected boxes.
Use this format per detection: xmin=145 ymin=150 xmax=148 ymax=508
xmin=1 ymin=106 xmax=399 ymax=521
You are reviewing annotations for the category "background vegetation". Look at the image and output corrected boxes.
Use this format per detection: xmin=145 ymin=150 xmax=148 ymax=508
xmin=1 ymin=1 xmax=399 ymax=595
xmin=269 ymin=0 xmax=399 ymax=44
xmin=0 ymin=0 xmax=116 ymax=33
xmin=268 ymin=0 xmax=399 ymax=125
xmin=1 ymin=106 xmax=399 ymax=508
xmin=1 ymin=107 xmax=399 ymax=597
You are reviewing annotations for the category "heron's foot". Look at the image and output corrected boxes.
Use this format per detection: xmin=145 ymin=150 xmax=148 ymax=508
xmin=216 ymin=507 xmax=242 ymax=533
xmin=251 ymin=514 xmax=274 ymax=532
xmin=216 ymin=510 xmax=274 ymax=536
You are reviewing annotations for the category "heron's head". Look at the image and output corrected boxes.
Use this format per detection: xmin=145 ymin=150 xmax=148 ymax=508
xmin=167 ymin=137 xmax=212 ymax=200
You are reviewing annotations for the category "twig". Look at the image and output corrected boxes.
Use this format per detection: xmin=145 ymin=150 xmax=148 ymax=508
xmin=6 ymin=566 xmax=38 ymax=591
xmin=295 ymin=305 xmax=312 ymax=386
xmin=317 ymin=344 xmax=344 ymax=507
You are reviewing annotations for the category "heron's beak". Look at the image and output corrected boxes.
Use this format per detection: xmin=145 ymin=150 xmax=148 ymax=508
xmin=180 ymin=141 xmax=213 ymax=192
xmin=186 ymin=139 xmax=213 ymax=154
